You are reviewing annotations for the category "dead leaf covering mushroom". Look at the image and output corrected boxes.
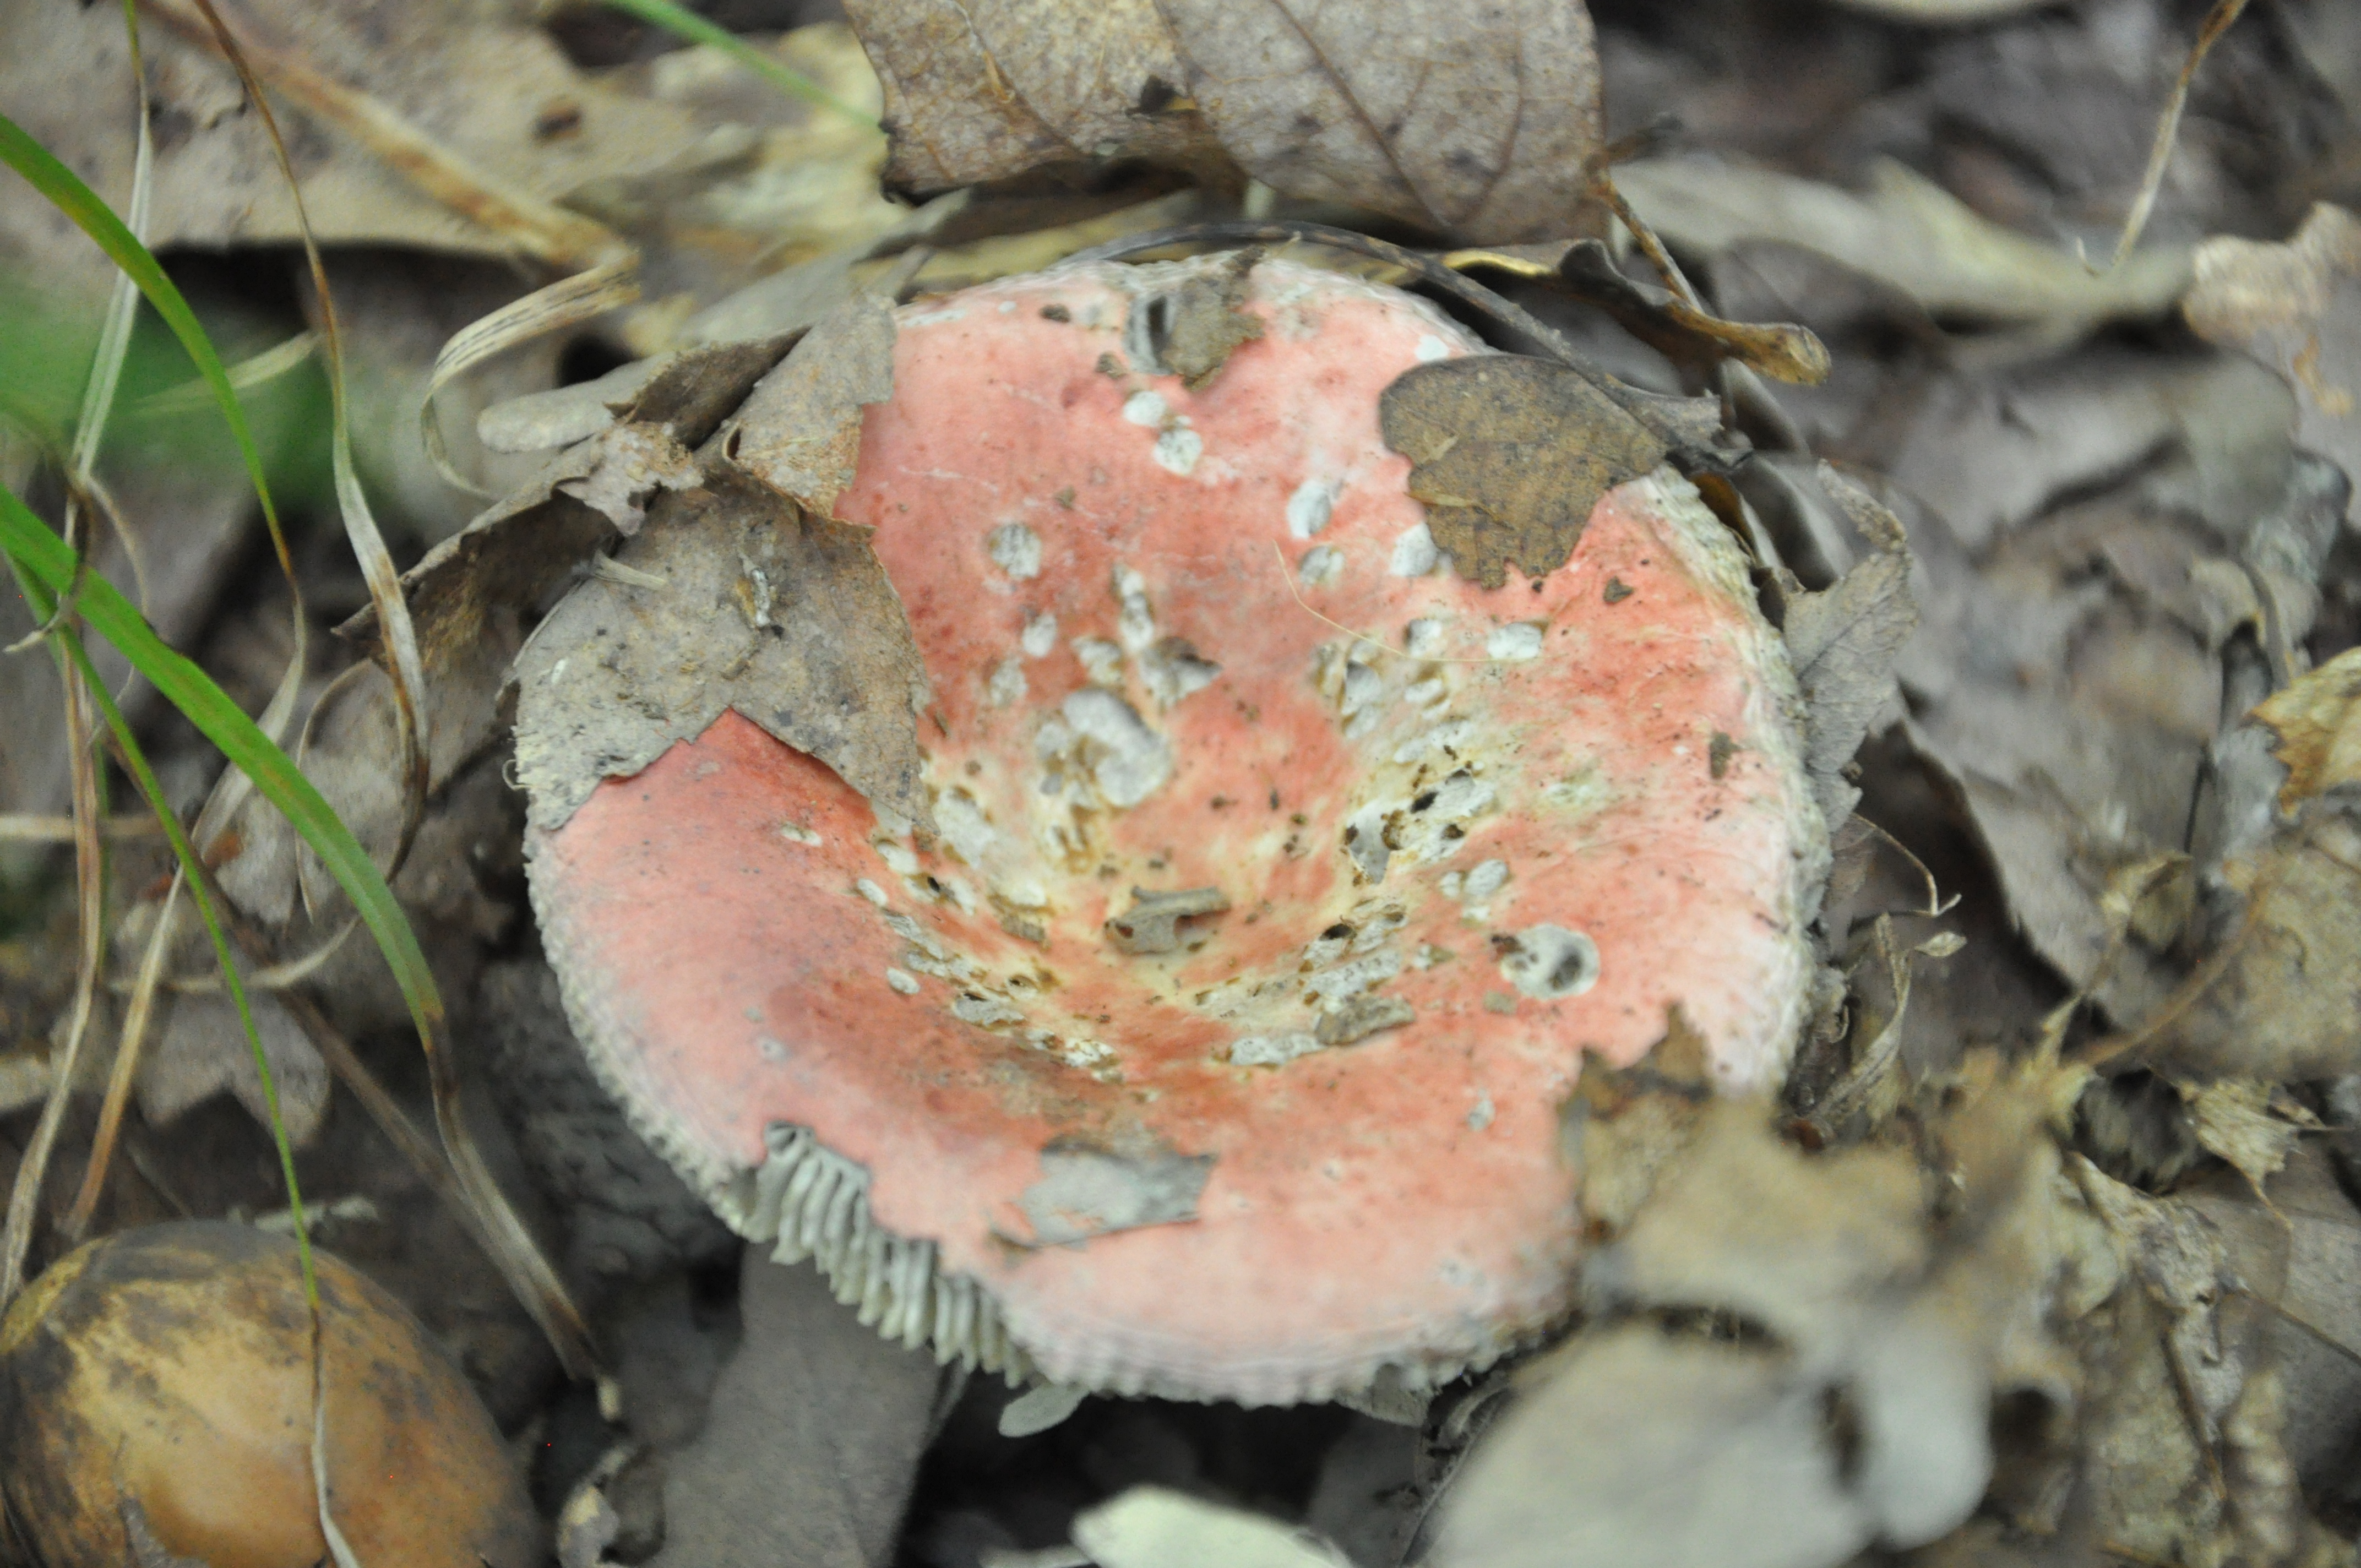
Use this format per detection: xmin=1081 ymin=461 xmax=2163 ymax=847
xmin=1380 ymin=356 xmax=1669 ymax=590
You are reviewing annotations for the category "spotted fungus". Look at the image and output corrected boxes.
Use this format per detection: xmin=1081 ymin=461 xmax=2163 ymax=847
xmin=516 ymin=255 xmax=1828 ymax=1404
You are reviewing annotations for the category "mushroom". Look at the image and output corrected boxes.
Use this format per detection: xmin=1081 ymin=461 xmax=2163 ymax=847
xmin=518 ymin=255 xmax=1828 ymax=1404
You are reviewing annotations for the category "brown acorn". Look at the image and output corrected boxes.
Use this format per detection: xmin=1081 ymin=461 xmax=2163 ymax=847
xmin=0 ymin=1219 xmax=543 ymax=1567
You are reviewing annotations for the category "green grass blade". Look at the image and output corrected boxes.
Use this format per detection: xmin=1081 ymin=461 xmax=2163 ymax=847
xmin=10 ymin=561 xmax=321 ymax=1305
xmin=0 ymin=109 xmax=285 ymax=546
xmin=0 ymin=487 xmax=442 ymax=1040
xmin=592 ymin=0 xmax=877 ymax=127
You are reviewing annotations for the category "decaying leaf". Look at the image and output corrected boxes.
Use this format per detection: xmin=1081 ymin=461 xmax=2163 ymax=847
xmin=1440 ymin=1071 xmax=2078 ymax=1568
xmin=842 ymin=0 xmax=1223 ymax=193
xmin=845 ymin=0 xmax=1604 ymax=243
xmin=2091 ymin=643 xmax=2361 ymax=1083
xmin=1892 ymin=413 xmax=2338 ymax=1022
xmin=721 ymin=293 xmax=897 ymax=517
xmin=346 ymin=333 xmax=797 ymax=760
xmin=137 ymin=989 xmax=329 ymax=1146
xmin=1153 ymin=0 xmax=1603 ymax=242
xmin=1549 ymin=238 xmax=1830 ymax=386
xmin=1559 ymin=1013 xmax=1716 ymax=1239
xmin=645 ymin=1250 xmax=950 ymax=1568
xmin=2128 ymin=791 xmax=2361 ymax=1084
xmin=2182 ymin=201 xmax=2361 ymax=494
xmin=1433 ymin=1326 xmax=1879 ymax=1568
xmin=1616 ymin=157 xmax=2193 ymax=344
xmin=1779 ymin=469 xmax=1918 ymax=826
xmin=512 ymin=465 xmax=934 ymax=835
xmin=2184 ymin=204 xmax=2361 ymax=352
xmin=2064 ymin=1155 xmax=2336 ymax=1566
xmin=477 ymin=357 xmax=674 ymax=458
xmin=2185 ymin=1079 xmax=2308 ymax=1195
xmin=0 ymin=0 xmax=697 ymax=266
xmin=1144 ymin=248 xmax=1266 ymax=388
xmin=1380 ymin=356 xmax=1668 ymax=589
xmin=2253 ymin=644 xmax=2361 ymax=810
xmin=1795 ymin=916 xmax=1966 ymax=1137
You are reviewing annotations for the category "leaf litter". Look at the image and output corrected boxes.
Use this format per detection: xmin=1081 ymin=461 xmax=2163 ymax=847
xmin=6 ymin=0 xmax=2361 ymax=1565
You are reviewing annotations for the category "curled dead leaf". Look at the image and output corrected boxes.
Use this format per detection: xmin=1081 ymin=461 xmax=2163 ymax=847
xmin=1549 ymin=239 xmax=1830 ymax=386
xmin=1616 ymin=157 xmax=2193 ymax=344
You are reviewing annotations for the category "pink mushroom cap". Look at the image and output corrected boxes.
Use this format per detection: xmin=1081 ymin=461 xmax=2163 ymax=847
xmin=525 ymin=257 xmax=1828 ymax=1403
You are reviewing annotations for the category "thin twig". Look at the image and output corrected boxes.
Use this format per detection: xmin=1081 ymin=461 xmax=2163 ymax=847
xmin=0 ymin=812 xmax=165 ymax=841
xmin=64 ymin=868 xmax=184 ymax=1239
xmin=0 ymin=657 xmax=106 ymax=1309
xmin=2110 ymin=0 xmax=2251 ymax=269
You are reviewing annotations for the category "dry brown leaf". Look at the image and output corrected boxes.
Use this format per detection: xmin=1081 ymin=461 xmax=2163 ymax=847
xmin=2130 ymin=791 xmax=2361 ymax=1084
xmin=2186 ymin=1079 xmax=2304 ymax=1193
xmin=1585 ymin=1099 xmax=1927 ymax=1364
xmin=1798 ymin=918 xmax=1966 ymax=1137
xmin=137 ymin=990 xmax=329 ymax=1145
xmin=1892 ymin=421 xmax=2338 ymax=1022
xmin=513 ymin=465 xmax=934 ymax=836
xmin=346 ymin=333 xmax=798 ymax=760
xmin=1433 ymin=1324 xmax=1879 ymax=1568
xmin=1780 ymin=471 xmax=1918 ymax=827
xmin=0 ymin=0 xmax=700 ymax=264
xmin=2254 ymin=645 xmax=2361 ymax=811
xmin=2184 ymin=204 xmax=2361 ymax=357
xmin=1143 ymin=248 xmax=1266 ymax=388
xmin=844 ymin=0 xmax=1220 ymax=192
xmin=2060 ymin=1155 xmax=2361 ymax=1566
xmin=845 ymin=0 xmax=1604 ymax=243
xmin=1443 ymin=1071 xmax=2077 ymax=1568
xmin=1152 ymin=0 xmax=1602 ymax=242
xmin=2180 ymin=205 xmax=2361 ymax=526
xmin=1559 ymin=1014 xmax=1716 ymax=1239
xmin=1548 ymin=239 xmax=1830 ymax=386
xmin=476 ymin=358 xmax=673 ymax=458
xmin=646 ymin=1251 xmax=952 ymax=1568
xmin=721 ymin=294 xmax=897 ymax=517
xmin=1615 ymin=157 xmax=2193 ymax=343
xmin=1379 ymin=356 xmax=1667 ymax=589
